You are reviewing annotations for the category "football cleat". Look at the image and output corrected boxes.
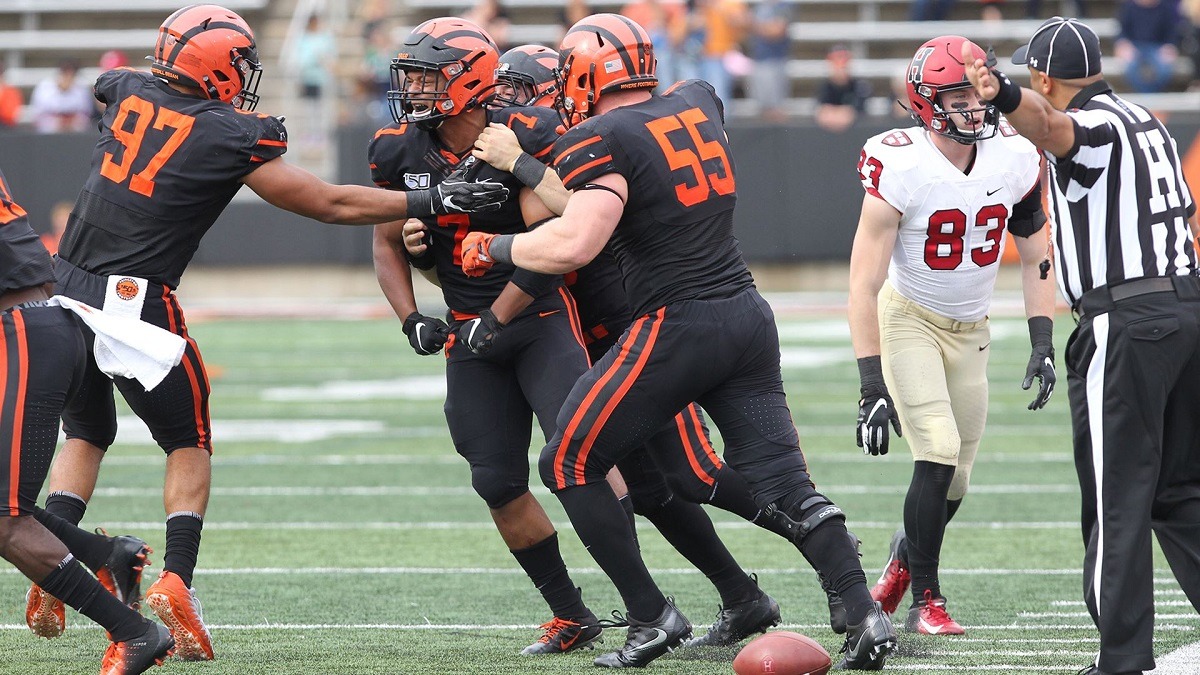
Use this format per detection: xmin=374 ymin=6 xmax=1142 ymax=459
xmin=25 ymin=584 xmax=65 ymax=639
xmin=904 ymin=589 xmax=964 ymax=635
xmin=834 ymin=602 xmax=898 ymax=670
xmin=97 ymin=532 xmax=152 ymax=609
xmin=100 ymin=621 xmax=174 ymax=675
xmin=593 ymin=598 xmax=692 ymax=668
xmin=145 ymin=571 xmax=214 ymax=661
xmin=685 ymin=592 xmax=780 ymax=647
xmin=870 ymin=529 xmax=911 ymax=615
xmin=521 ymin=614 xmax=603 ymax=655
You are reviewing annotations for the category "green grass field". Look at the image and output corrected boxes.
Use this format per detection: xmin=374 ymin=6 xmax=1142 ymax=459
xmin=0 ymin=301 xmax=1195 ymax=674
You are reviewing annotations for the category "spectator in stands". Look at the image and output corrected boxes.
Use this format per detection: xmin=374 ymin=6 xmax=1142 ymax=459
xmin=40 ymin=202 xmax=72 ymax=257
xmin=356 ymin=19 xmax=395 ymax=123
xmin=291 ymin=14 xmax=337 ymax=144
xmin=816 ymin=44 xmax=871 ymax=133
xmin=560 ymin=0 xmax=593 ymax=41
xmin=1117 ymin=0 xmax=1183 ymax=93
xmin=464 ymin=0 xmax=512 ymax=51
xmin=910 ymin=0 xmax=955 ymax=21
xmin=670 ymin=0 xmax=707 ymax=84
xmin=0 ymin=65 xmax=22 ymax=128
xmin=621 ymin=0 xmax=686 ymax=91
xmin=698 ymin=0 xmax=750 ymax=104
xmin=1184 ymin=0 xmax=1200 ymax=90
xmin=749 ymin=0 xmax=791 ymax=122
xmin=29 ymin=59 xmax=94 ymax=134
xmin=92 ymin=51 xmax=129 ymax=120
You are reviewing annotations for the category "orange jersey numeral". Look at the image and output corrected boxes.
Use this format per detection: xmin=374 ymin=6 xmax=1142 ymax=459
xmin=645 ymin=107 xmax=734 ymax=208
xmin=100 ymin=95 xmax=195 ymax=198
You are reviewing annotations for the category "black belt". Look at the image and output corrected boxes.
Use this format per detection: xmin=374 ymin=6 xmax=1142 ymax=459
xmin=1074 ymin=275 xmax=1200 ymax=319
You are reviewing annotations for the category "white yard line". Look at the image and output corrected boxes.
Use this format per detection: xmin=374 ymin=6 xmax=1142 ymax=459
xmin=14 ymin=519 xmax=1086 ymax=531
xmin=88 ymin=484 xmax=1079 ymax=497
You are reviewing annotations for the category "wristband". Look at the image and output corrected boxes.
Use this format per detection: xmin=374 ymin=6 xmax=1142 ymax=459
xmin=857 ymin=355 xmax=885 ymax=389
xmin=511 ymin=152 xmax=546 ymax=190
xmin=489 ymin=234 xmax=516 ymax=264
xmin=1027 ymin=315 xmax=1054 ymax=349
xmin=988 ymin=70 xmax=1022 ymax=115
xmin=406 ymin=189 xmax=433 ymax=218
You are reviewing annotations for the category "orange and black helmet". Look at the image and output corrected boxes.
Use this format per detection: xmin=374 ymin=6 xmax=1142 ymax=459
xmin=556 ymin=14 xmax=657 ymax=127
xmin=492 ymin=45 xmax=560 ymax=109
xmin=388 ymin=17 xmax=499 ymax=128
xmin=149 ymin=4 xmax=262 ymax=110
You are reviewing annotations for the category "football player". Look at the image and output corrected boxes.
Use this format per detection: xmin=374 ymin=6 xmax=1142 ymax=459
xmin=848 ymin=36 xmax=1056 ymax=635
xmin=31 ymin=4 xmax=507 ymax=660
xmin=370 ymin=19 xmax=607 ymax=655
xmin=461 ymin=14 xmax=897 ymax=669
xmin=0 ymin=168 xmax=174 ymax=674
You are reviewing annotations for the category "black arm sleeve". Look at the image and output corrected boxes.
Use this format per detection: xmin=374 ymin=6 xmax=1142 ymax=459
xmin=1008 ymin=180 xmax=1047 ymax=238
xmin=509 ymin=267 xmax=562 ymax=298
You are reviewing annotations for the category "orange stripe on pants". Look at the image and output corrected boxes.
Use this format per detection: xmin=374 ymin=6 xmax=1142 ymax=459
xmin=7 ymin=312 xmax=27 ymax=516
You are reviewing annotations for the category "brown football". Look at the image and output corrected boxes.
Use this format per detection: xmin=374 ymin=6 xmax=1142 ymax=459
xmin=733 ymin=631 xmax=832 ymax=675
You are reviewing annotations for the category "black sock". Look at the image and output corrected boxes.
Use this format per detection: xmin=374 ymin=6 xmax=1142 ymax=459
xmin=511 ymin=532 xmax=590 ymax=621
xmin=795 ymin=520 xmax=873 ymax=624
xmin=38 ymin=554 xmax=146 ymax=642
xmin=946 ymin=497 xmax=963 ymax=522
xmin=905 ymin=461 xmax=956 ymax=605
xmin=44 ymin=491 xmax=87 ymax=526
xmin=706 ymin=466 xmax=762 ymax=522
xmin=641 ymin=496 xmax=759 ymax=607
xmin=617 ymin=494 xmax=639 ymax=550
xmin=557 ymin=482 xmax=666 ymax=621
xmin=32 ymin=507 xmax=113 ymax=573
xmin=164 ymin=512 xmax=203 ymax=588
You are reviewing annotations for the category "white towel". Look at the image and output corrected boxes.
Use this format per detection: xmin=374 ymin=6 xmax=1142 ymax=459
xmin=49 ymin=295 xmax=186 ymax=391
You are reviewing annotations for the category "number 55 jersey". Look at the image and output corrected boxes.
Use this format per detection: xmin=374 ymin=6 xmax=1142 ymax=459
xmin=858 ymin=124 xmax=1043 ymax=322
xmin=552 ymin=80 xmax=753 ymax=318
xmin=58 ymin=68 xmax=287 ymax=290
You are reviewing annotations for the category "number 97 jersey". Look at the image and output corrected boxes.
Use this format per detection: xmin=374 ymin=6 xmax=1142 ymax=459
xmin=858 ymin=124 xmax=1042 ymax=322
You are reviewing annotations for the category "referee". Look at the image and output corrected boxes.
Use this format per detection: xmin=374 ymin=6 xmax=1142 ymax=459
xmin=964 ymin=17 xmax=1200 ymax=675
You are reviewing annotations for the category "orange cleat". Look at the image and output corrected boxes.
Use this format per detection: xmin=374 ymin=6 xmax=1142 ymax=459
xmin=25 ymin=584 xmax=65 ymax=639
xmin=96 ymin=532 xmax=152 ymax=609
xmin=144 ymin=571 xmax=213 ymax=661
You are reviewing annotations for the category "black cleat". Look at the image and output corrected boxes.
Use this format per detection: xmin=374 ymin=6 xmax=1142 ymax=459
xmin=100 ymin=621 xmax=174 ymax=675
xmin=834 ymin=602 xmax=898 ymax=670
xmin=819 ymin=530 xmax=862 ymax=635
xmin=685 ymin=592 xmax=780 ymax=647
xmin=521 ymin=614 xmax=603 ymax=655
xmin=97 ymin=532 xmax=152 ymax=609
xmin=593 ymin=599 xmax=692 ymax=668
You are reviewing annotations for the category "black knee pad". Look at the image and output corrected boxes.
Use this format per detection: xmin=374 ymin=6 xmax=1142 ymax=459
xmin=471 ymin=465 xmax=528 ymax=509
xmin=760 ymin=493 xmax=846 ymax=546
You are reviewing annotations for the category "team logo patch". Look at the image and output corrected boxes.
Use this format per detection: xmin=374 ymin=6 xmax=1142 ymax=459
xmin=404 ymin=173 xmax=431 ymax=189
xmin=882 ymin=131 xmax=912 ymax=147
xmin=998 ymin=118 xmax=1018 ymax=137
xmin=114 ymin=277 xmax=140 ymax=301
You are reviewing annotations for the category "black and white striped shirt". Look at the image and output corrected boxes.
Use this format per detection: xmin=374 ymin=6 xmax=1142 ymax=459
xmin=1044 ymin=80 xmax=1197 ymax=308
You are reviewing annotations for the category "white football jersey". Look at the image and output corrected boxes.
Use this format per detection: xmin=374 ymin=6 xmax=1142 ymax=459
xmin=858 ymin=123 xmax=1042 ymax=322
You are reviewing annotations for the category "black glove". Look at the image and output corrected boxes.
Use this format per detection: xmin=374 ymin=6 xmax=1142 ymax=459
xmin=856 ymin=356 xmax=902 ymax=456
xmin=459 ymin=308 xmax=505 ymax=355
xmin=402 ymin=312 xmax=450 ymax=356
xmin=406 ymin=156 xmax=510 ymax=217
xmin=1022 ymin=316 xmax=1056 ymax=410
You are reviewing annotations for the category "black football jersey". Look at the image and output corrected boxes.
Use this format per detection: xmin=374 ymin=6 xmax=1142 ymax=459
xmin=369 ymin=106 xmax=562 ymax=314
xmin=0 ymin=169 xmax=55 ymax=297
xmin=57 ymin=68 xmax=287 ymax=289
xmin=552 ymin=80 xmax=754 ymax=318
xmin=567 ymin=249 xmax=629 ymax=332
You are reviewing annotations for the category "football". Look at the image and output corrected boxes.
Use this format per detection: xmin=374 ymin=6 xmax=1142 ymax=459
xmin=733 ymin=631 xmax=832 ymax=675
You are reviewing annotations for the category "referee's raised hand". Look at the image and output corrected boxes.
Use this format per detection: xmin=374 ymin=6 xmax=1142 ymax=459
xmin=962 ymin=42 xmax=999 ymax=100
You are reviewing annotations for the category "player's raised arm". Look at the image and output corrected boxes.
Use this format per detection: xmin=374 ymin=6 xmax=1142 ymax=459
xmin=474 ymin=123 xmax=571 ymax=215
xmin=242 ymin=156 xmax=509 ymax=225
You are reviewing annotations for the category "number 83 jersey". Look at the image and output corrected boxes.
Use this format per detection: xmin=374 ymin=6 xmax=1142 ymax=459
xmin=58 ymin=69 xmax=287 ymax=289
xmin=858 ymin=124 xmax=1043 ymax=322
xmin=552 ymin=80 xmax=754 ymax=319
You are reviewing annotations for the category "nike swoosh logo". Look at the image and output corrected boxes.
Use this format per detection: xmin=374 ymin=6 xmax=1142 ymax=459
xmin=986 ymin=188 xmax=1002 ymax=196
xmin=868 ymin=398 xmax=887 ymax=421
xmin=539 ymin=310 xmax=560 ymax=317
xmin=560 ymin=631 xmax=583 ymax=650
xmin=979 ymin=342 xmax=990 ymax=351
xmin=919 ymin=618 xmax=945 ymax=634
xmin=442 ymin=194 xmax=461 ymax=211
xmin=415 ymin=324 xmax=426 ymax=352
xmin=627 ymin=629 xmax=668 ymax=656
